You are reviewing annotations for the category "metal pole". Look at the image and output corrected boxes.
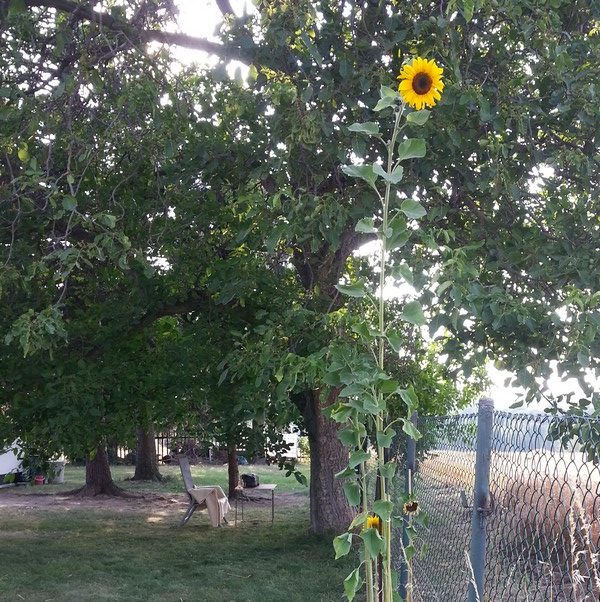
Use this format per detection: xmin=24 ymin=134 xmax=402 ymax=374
xmin=399 ymin=411 xmax=417 ymax=601
xmin=467 ymin=397 xmax=494 ymax=602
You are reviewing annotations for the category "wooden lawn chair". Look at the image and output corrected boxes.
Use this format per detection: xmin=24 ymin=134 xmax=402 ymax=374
xmin=178 ymin=458 xmax=231 ymax=527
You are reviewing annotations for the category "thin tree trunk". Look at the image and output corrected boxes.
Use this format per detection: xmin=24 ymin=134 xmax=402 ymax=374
xmin=302 ymin=389 xmax=355 ymax=534
xmin=227 ymin=440 xmax=240 ymax=498
xmin=66 ymin=445 xmax=131 ymax=497
xmin=132 ymin=427 xmax=162 ymax=481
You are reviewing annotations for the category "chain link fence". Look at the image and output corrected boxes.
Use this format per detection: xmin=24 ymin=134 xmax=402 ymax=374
xmin=393 ymin=406 xmax=600 ymax=601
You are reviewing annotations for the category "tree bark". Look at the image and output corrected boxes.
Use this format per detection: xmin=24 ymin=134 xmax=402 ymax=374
xmin=301 ymin=389 xmax=355 ymax=534
xmin=227 ymin=440 xmax=240 ymax=498
xmin=67 ymin=445 xmax=130 ymax=497
xmin=132 ymin=427 xmax=162 ymax=481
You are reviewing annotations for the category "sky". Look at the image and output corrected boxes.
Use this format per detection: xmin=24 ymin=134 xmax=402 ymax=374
xmin=165 ymin=1 xmax=587 ymax=412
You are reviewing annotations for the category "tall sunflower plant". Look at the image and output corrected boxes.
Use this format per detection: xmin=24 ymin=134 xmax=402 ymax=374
xmin=328 ymin=57 xmax=444 ymax=602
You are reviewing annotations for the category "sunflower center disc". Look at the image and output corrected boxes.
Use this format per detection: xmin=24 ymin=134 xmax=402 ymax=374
xmin=412 ymin=73 xmax=432 ymax=95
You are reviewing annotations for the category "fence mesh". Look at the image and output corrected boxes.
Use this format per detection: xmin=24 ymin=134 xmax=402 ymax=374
xmin=393 ymin=411 xmax=600 ymax=601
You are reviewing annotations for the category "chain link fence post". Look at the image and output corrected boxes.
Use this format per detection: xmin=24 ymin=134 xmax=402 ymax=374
xmin=399 ymin=411 xmax=418 ymax=601
xmin=467 ymin=397 xmax=494 ymax=602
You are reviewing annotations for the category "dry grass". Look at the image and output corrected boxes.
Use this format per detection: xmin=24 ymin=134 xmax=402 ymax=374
xmin=414 ymin=448 xmax=600 ymax=601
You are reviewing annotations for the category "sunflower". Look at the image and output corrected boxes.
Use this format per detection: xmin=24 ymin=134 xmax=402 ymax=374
xmin=397 ymin=57 xmax=444 ymax=110
xmin=366 ymin=515 xmax=381 ymax=530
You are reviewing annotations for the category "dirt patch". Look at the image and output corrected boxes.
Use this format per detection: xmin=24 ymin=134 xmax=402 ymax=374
xmin=0 ymin=489 xmax=307 ymax=513
xmin=0 ymin=490 xmax=186 ymax=513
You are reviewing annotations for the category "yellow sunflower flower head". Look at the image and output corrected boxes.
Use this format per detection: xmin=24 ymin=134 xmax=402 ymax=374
xmin=397 ymin=57 xmax=444 ymax=110
xmin=366 ymin=515 xmax=381 ymax=530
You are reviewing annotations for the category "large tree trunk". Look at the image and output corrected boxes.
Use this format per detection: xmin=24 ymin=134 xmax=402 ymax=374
xmin=132 ymin=427 xmax=162 ymax=481
xmin=227 ymin=440 xmax=240 ymax=498
xmin=302 ymin=389 xmax=355 ymax=534
xmin=67 ymin=445 xmax=130 ymax=497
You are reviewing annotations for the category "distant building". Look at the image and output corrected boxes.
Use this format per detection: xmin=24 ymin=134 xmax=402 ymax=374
xmin=0 ymin=442 xmax=21 ymax=477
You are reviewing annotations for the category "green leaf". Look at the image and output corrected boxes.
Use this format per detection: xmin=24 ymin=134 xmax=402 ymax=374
xmin=386 ymin=212 xmax=410 ymax=249
xmin=335 ymin=281 xmax=367 ymax=298
xmin=380 ymin=461 xmax=397 ymax=478
xmin=373 ymin=163 xmax=404 ymax=185
xmin=436 ymin=280 xmax=453 ymax=295
xmin=330 ymin=404 xmax=355 ymax=423
xmin=362 ymin=527 xmax=385 ymax=557
xmin=334 ymin=532 xmax=353 ymax=559
xmin=265 ymin=227 xmax=281 ymax=254
xmin=397 ymin=138 xmax=426 ymax=162
xmin=17 ymin=143 xmax=29 ymax=162
xmin=294 ymin=472 xmax=308 ymax=487
xmin=379 ymin=378 xmax=400 ymax=394
xmin=348 ymin=450 xmax=371 ymax=469
xmin=348 ymin=121 xmax=380 ymax=136
xmin=462 ymin=0 xmax=475 ymax=22
xmin=343 ymin=481 xmax=361 ymax=506
xmin=8 ymin=0 xmax=26 ymax=16
xmin=401 ymin=300 xmax=426 ymax=326
xmin=406 ymin=110 xmax=431 ymax=125
xmin=391 ymin=263 xmax=413 ymax=285
xmin=349 ymin=511 xmax=369 ymax=530
xmin=336 ymin=466 xmax=357 ymax=479
xmin=374 ymin=86 xmax=399 ymax=110
xmin=339 ymin=383 xmax=364 ymax=397
xmin=577 ymin=349 xmax=590 ymax=368
xmin=341 ymin=164 xmax=377 ymax=187
xmin=338 ymin=427 xmax=357 ymax=447
xmin=398 ymin=388 xmax=418 ymax=413
xmin=376 ymin=427 xmax=396 ymax=448
xmin=380 ymin=85 xmax=399 ymax=99
xmin=400 ymin=199 xmax=427 ymax=219
xmin=402 ymin=418 xmax=422 ymax=440
xmin=373 ymin=500 xmax=394 ymax=521
xmin=344 ymin=568 xmax=362 ymax=601
xmin=404 ymin=544 xmax=416 ymax=561
xmin=355 ymin=217 xmax=378 ymax=234
xmin=374 ymin=96 xmax=397 ymax=111
xmin=62 ymin=196 xmax=77 ymax=211
xmin=98 ymin=213 xmax=116 ymax=229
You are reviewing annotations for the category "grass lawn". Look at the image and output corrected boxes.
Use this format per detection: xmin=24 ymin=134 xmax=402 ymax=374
xmin=0 ymin=463 xmax=359 ymax=601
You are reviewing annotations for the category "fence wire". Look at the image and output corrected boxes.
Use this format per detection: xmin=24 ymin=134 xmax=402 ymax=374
xmin=393 ymin=411 xmax=600 ymax=601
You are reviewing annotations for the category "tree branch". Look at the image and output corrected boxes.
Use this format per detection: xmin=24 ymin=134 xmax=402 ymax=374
xmin=16 ymin=0 xmax=247 ymax=59
xmin=215 ymin=0 xmax=234 ymax=16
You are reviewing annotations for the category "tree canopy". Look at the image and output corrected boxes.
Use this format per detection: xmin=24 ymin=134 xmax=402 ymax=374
xmin=1 ymin=0 xmax=599 ymax=530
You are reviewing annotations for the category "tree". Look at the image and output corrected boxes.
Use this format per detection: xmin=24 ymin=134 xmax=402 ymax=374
xmin=3 ymin=0 xmax=599 ymax=531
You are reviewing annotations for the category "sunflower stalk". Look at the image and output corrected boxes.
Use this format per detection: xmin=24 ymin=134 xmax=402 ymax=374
xmin=335 ymin=56 xmax=443 ymax=602
xmin=375 ymin=104 xmax=404 ymax=602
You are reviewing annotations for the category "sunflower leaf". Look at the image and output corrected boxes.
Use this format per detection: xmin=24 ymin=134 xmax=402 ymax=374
xmin=406 ymin=110 xmax=431 ymax=125
xmin=344 ymin=568 xmax=362 ymax=601
xmin=333 ymin=533 xmax=353 ymax=559
xmin=373 ymin=500 xmax=394 ymax=521
xmin=374 ymin=96 xmax=396 ymax=111
xmin=374 ymin=86 xmax=399 ymax=111
xmin=373 ymin=163 xmax=404 ymax=185
xmin=397 ymin=138 xmax=426 ymax=161
xmin=362 ymin=527 xmax=385 ymax=557
xmin=380 ymin=85 xmax=399 ymax=98
xmin=341 ymin=164 xmax=378 ymax=187
xmin=348 ymin=121 xmax=380 ymax=136
xmin=400 ymin=199 xmax=427 ymax=219
xmin=343 ymin=481 xmax=361 ymax=506
xmin=355 ymin=217 xmax=378 ymax=234
xmin=402 ymin=417 xmax=422 ymax=440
